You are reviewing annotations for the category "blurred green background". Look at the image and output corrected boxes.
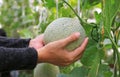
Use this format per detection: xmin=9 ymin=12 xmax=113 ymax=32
xmin=1 ymin=0 xmax=120 ymax=77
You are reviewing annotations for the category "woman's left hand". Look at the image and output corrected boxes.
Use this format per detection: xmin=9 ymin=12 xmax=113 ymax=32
xmin=29 ymin=34 xmax=44 ymax=50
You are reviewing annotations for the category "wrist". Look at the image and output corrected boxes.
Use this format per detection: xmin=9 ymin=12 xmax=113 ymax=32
xmin=29 ymin=39 xmax=34 ymax=47
xmin=37 ymin=48 xmax=45 ymax=63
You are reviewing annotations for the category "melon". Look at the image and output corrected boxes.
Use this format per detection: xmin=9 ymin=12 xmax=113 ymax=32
xmin=34 ymin=63 xmax=60 ymax=77
xmin=44 ymin=17 xmax=86 ymax=51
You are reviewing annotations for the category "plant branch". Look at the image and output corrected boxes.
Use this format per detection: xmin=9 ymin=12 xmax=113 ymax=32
xmin=62 ymin=0 xmax=82 ymax=23
xmin=62 ymin=0 xmax=94 ymax=27
xmin=108 ymin=30 xmax=120 ymax=76
xmin=115 ymin=25 xmax=120 ymax=31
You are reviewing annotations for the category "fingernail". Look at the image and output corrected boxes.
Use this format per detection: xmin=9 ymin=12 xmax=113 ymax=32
xmin=75 ymin=32 xmax=80 ymax=37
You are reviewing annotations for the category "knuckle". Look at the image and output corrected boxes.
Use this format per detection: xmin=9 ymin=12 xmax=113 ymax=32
xmin=68 ymin=57 xmax=74 ymax=62
xmin=70 ymin=35 xmax=77 ymax=41
xmin=65 ymin=56 xmax=74 ymax=63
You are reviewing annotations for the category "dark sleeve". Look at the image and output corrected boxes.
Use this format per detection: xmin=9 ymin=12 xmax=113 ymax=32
xmin=0 ymin=47 xmax=38 ymax=72
xmin=0 ymin=36 xmax=30 ymax=48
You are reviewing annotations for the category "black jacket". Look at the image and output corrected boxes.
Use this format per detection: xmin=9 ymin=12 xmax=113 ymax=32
xmin=0 ymin=36 xmax=38 ymax=72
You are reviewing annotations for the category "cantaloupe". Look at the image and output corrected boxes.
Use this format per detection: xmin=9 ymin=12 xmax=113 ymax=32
xmin=44 ymin=17 xmax=86 ymax=51
xmin=34 ymin=63 xmax=60 ymax=77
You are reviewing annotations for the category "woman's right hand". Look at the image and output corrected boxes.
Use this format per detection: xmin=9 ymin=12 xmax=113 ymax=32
xmin=37 ymin=32 xmax=88 ymax=66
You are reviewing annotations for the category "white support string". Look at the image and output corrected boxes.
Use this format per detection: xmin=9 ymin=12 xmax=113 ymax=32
xmin=77 ymin=0 xmax=80 ymax=17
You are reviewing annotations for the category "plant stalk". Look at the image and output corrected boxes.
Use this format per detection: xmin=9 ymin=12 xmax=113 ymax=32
xmin=62 ymin=0 xmax=94 ymax=27
xmin=108 ymin=30 xmax=120 ymax=76
xmin=62 ymin=0 xmax=82 ymax=23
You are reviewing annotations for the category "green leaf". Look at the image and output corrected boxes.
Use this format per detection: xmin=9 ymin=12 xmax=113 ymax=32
xmin=70 ymin=67 xmax=88 ymax=77
xmin=87 ymin=51 xmax=100 ymax=77
xmin=102 ymin=0 xmax=120 ymax=35
xmin=82 ymin=23 xmax=93 ymax=37
xmin=97 ymin=64 xmax=113 ymax=77
xmin=59 ymin=61 xmax=82 ymax=74
xmin=81 ymin=0 xmax=101 ymax=9
xmin=81 ymin=39 xmax=105 ymax=77
xmin=94 ymin=12 xmax=102 ymax=24
xmin=58 ymin=67 xmax=89 ymax=77
xmin=81 ymin=45 xmax=98 ymax=66
xmin=59 ymin=64 xmax=74 ymax=74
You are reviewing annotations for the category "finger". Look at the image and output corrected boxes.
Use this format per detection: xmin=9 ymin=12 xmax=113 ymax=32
xmin=59 ymin=32 xmax=80 ymax=47
xmin=69 ymin=50 xmax=83 ymax=63
xmin=73 ymin=52 xmax=84 ymax=62
xmin=71 ymin=37 xmax=88 ymax=58
xmin=38 ymin=34 xmax=45 ymax=44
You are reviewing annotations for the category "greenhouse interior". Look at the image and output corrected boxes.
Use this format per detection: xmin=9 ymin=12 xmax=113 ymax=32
xmin=0 ymin=0 xmax=120 ymax=77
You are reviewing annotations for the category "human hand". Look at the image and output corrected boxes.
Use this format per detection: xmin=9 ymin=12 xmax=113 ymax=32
xmin=37 ymin=32 xmax=88 ymax=66
xmin=29 ymin=34 xmax=44 ymax=50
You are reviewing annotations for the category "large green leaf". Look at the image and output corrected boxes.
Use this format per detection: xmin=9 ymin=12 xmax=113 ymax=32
xmin=87 ymin=51 xmax=100 ymax=77
xmin=97 ymin=64 xmax=113 ymax=77
xmin=81 ymin=45 xmax=98 ymax=66
xmin=81 ymin=0 xmax=101 ymax=9
xmin=102 ymin=0 xmax=120 ymax=36
xmin=58 ymin=67 xmax=88 ymax=77
xmin=81 ymin=38 xmax=105 ymax=77
xmin=70 ymin=67 xmax=88 ymax=77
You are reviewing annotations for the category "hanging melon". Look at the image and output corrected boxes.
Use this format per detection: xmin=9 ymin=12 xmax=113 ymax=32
xmin=34 ymin=63 xmax=60 ymax=77
xmin=44 ymin=17 xmax=86 ymax=51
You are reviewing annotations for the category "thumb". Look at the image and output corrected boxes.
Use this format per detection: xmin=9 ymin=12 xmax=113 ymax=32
xmin=60 ymin=32 xmax=80 ymax=47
